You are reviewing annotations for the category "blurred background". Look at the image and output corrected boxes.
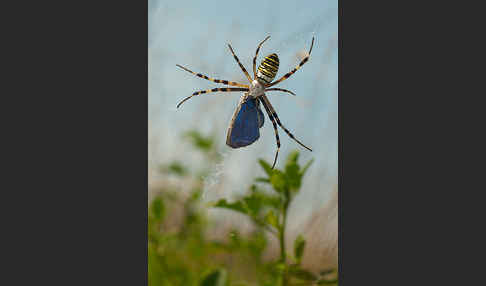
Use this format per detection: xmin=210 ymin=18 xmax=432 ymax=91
xmin=148 ymin=0 xmax=338 ymax=281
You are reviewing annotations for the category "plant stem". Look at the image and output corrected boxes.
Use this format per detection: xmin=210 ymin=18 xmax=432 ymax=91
xmin=279 ymin=202 xmax=288 ymax=263
xmin=280 ymin=190 xmax=290 ymax=286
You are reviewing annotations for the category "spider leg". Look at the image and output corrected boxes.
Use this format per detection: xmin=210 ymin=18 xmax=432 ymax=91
xmin=177 ymin=88 xmax=249 ymax=108
xmin=264 ymin=88 xmax=296 ymax=96
xmin=227 ymin=43 xmax=253 ymax=83
xmin=261 ymin=95 xmax=312 ymax=151
xmin=267 ymin=37 xmax=314 ymax=88
xmin=253 ymin=36 xmax=271 ymax=78
xmin=176 ymin=64 xmax=249 ymax=88
xmin=260 ymin=98 xmax=280 ymax=169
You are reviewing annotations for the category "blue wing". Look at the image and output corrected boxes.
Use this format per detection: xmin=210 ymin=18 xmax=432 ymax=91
xmin=226 ymin=97 xmax=263 ymax=148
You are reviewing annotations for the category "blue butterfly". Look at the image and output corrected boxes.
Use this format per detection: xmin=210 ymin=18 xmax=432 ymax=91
xmin=176 ymin=36 xmax=314 ymax=168
xmin=226 ymin=94 xmax=265 ymax=149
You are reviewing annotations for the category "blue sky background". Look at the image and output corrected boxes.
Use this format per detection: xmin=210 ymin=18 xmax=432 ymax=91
xmin=149 ymin=0 xmax=338 ymax=221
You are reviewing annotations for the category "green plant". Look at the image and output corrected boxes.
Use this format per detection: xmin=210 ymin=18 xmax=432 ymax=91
xmin=149 ymin=130 xmax=269 ymax=285
xmin=211 ymin=150 xmax=338 ymax=285
xmin=149 ymin=130 xmax=337 ymax=285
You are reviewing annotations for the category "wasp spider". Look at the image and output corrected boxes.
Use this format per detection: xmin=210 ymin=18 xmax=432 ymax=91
xmin=176 ymin=36 xmax=314 ymax=168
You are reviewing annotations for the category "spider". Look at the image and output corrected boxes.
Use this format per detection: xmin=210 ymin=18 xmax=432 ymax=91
xmin=176 ymin=36 xmax=314 ymax=168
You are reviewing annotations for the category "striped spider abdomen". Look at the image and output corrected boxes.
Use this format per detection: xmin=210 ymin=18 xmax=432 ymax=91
xmin=257 ymin=53 xmax=279 ymax=84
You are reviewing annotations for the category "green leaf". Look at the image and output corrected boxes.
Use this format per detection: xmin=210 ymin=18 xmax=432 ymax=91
xmin=200 ymin=269 xmax=227 ymax=286
xmin=285 ymin=150 xmax=300 ymax=167
xmin=265 ymin=195 xmax=282 ymax=210
xmin=249 ymin=184 xmax=262 ymax=193
xmin=150 ymin=197 xmax=165 ymax=221
xmin=211 ymin=199 xmax=248 ymax=215
xmin=301 ymin=158 xmax=315 ymax=176
xmin=243 ymin=196 xmax=262 ymax=217
xmin=317 ymin=278 xmax=338 ymax=284
xmin=258 ymin=159 xmax=274 ymax=176
xmin=265 ymin=210 xmax=279 ymax=229
xmin=255 ymin=177 xmax=270 ymax=183
xmin=285 ymin=161 xmax=301 ymax=191
xmin=184 ymin=130 xmax=214 ymax=153
xmin=288 ymin=267 xmax=317 ymax=281
xmin=251 ymin=185 xmax=282 ymax=209
xmin=294 ymin=235 xmax=306 ymax=263
xmin=319 ymin=269 xmax=335 ymax=276
xmin=317 ymin=269 xmax=338 ymax=284
xmin=269 ymin=169 xmax=286 ymax=193
xmin=161 ymin=161 xmax=188 ymax=176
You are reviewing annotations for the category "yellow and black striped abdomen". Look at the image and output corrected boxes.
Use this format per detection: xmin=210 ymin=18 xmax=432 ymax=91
xmin=257 ymin=53 xmax=279 ymax=84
